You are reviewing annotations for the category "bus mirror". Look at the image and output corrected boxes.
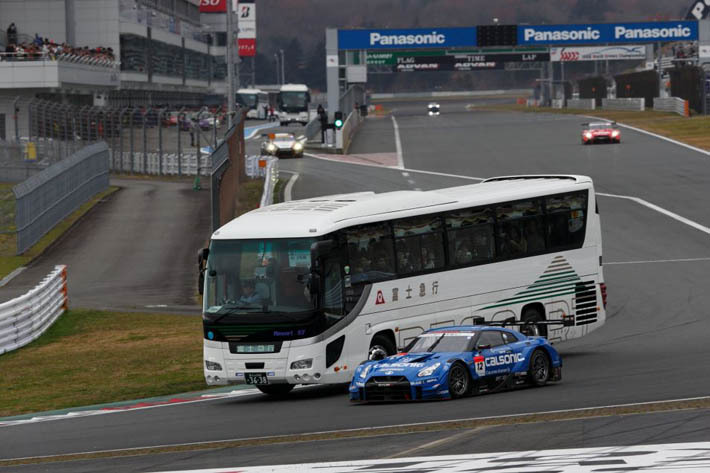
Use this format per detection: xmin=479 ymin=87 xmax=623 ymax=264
xmin=199 ymin=248 xmax=209 ymax=264
xmin=310 ymin=240 xmax=335 ymax=262
xmin=198 ymin=272 xmax=205 ymax=295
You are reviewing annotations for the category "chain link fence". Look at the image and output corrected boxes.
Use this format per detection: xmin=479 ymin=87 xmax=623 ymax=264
xmin=23 ymin=100 xmax=228 ymax=177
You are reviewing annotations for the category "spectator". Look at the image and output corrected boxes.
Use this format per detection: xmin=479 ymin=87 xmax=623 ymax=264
xmin=317 ymin=104 xmax=327 ymax=143
xmin=7 ymin=23 xmax=17 ymax=45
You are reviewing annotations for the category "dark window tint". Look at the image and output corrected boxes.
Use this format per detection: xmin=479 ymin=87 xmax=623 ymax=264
xmin=394 ymin=215 xmax=444 ymax=275
xmin=496 ymin=200 xmax=545 ymax=259
xmin=345 ymin=223 xmax=395 ymax=284
xmin=445 ymin=208 xmax=495 ymax=266
xmin=501 ymin=331 xmax=518 ymax=344
xmin=545 ymin=191 xmax=588 ymax=249
xmin=477 ymin=330 xmax=506 ymax=348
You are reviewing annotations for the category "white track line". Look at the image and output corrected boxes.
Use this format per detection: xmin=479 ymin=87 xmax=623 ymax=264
xmin=597 ymin=192 xmax=710 ymax=236
xmin=606 ymin=257 xmax=710 ymax=266
xmin=579 ymin=114 xmax=710 ymax=158
xmin=391 ymin=115 xmax=405 ymax=169
xmin=284 ymin=172 xmax=299 ymax=202
xmin=7 ymin=395 xmax=710 ymax=462
xmin=0 ymin=266 xmax=25 ymax=288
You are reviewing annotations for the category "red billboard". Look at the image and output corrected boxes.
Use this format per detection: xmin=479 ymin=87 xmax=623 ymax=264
xmin=199 ymin=0 xmax=226 ymax=13
xmin=238 ymin=38 xmax=256 ymax=57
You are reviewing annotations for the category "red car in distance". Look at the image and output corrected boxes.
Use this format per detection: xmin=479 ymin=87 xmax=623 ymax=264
xmin=581 ymin=122 xmax=621 ymax=145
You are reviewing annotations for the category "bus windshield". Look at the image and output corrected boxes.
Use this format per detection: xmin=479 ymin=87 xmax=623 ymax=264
xmin=237 ymin=93 xmax=258 ymax=108
xmin=204 ymin=238 xmax=316 ymax=318
xmin=279 ymin=92 xmax=308 ymax=112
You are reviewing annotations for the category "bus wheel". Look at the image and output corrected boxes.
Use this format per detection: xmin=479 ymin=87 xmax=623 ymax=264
xmin=521 ymin=307 xmax=546 ymax=338
xmin=528 ymin=349 xmax=550 ymax=387
xmin=448 ymin=361 xmax=471 ymax=399
xmin=368 ymin=335 xmax=395 ymax=361
xmin=256 ymin=384 xmax=294 ymax=396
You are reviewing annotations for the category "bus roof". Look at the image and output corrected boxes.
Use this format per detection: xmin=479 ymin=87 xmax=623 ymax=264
xmin=279 ymin=83 xmax=309 ymax=92
xmin=212 ymin=175 xmax=593 ymax=240
xmin=237 ymin=88 xmax=265 ymax=94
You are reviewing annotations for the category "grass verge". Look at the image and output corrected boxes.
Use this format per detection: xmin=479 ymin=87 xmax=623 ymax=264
xmin=0 ymin=309 xmax=205 ymax=417
xmin=471 ymin=104 xmax=710 ymax=151
xmin=0 ymin=186 xmax=119 ymax=280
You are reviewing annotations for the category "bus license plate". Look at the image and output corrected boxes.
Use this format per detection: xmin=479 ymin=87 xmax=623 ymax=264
xmin=245 ymin=373 xmax=269 ymax=385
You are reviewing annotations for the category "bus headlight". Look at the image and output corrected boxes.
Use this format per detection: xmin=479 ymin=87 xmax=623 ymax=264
xmin=290 ymin=358 xmax=313 ymax=370
xmin=205 ymin=360 xmax=222 ymax=371
xmin=417 ymin=362 xmax=441 ymax=377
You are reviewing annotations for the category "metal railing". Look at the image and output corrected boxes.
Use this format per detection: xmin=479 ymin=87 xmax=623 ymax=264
xmin=567 ymin=99 xmax=597 ymax=110
xmin=653 ymin=97 xmax=690 ymax=117
xmin=0 ymin=265 xmax=67 ymax=355
xmin=260 ymin=157 xmax=279 ymax=208
xmin=601 ymin=98 xmax=645 ymax=111
xmin=339 ymin=85 xmax=366 ymax=118
xmin=25 ymin=100 xmax=225 ymax=176
xmin=13 ymin=142 xmax=110 ymax=254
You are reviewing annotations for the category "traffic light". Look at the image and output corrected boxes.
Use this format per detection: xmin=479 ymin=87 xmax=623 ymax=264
xmin=477 ymin=24 xmax=517 ymax=47
xmin=333 ymin=111 xmax=344 ymax=129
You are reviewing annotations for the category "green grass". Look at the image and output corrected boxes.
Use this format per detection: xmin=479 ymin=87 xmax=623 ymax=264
xmin=0 ymin=309 xmax=205 ymax=417
xmin=0 ymin=186 xmax=118 ymax=279
xmin=472 ymin=104 xmax=710 ymax=151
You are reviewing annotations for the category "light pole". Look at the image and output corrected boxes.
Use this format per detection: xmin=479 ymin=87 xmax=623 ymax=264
xmin=226 ymin=0 xmax=235 ymax=127
xmin=274 ymin=53 xmax=280 ymax=84
xmin=279 ymin=49 xmax=285 ymax=84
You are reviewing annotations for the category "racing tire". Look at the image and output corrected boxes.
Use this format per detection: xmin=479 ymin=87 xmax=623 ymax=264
xmin=448 ymin=361 xmax=471 ymax=399
xmin=256 ymin=384 xmax=295 ymax=396
xmin=368 ymin=334 xmax=396 ymax=361
xmin=528 ymin=349 xmax=551 ymax=387
xmin=521 ymin=307 xmax=547 ymax=338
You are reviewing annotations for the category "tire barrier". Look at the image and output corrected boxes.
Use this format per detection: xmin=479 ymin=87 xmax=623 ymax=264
xmin=0 ymin=265 xmax=67 ymax=355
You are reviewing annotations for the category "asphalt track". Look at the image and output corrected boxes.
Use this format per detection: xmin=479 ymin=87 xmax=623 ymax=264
xmin=3 ymin=99 xmax=710 ymax=471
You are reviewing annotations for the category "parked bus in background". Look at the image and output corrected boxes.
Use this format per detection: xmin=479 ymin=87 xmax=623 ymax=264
xmin=198 ymin=175 xmax=606 ymax=395
xmin=237 ymin=88 xmax=269 ymax=120
xmin=277 ymin=83 xmax=310 ymax=126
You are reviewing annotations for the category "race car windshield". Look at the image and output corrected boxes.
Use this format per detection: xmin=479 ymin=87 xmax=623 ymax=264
xmin=589 ymin=124 xmax=610 ymax=130
xmin=406 ymin=333 xmax=475 ymax=353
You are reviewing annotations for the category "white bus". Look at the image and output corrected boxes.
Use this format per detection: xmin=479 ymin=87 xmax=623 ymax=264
xmin=237 ymin=88 xmax=269 ymax=120
xmin=199 ymin=175 xmax=606 ymax=395
xmin=277 ymin=83 xmax=310 ymax=126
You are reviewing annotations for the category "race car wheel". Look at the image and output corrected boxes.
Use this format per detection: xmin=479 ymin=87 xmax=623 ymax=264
xmin=448 ymin=362 xmax=471 ymax=399
xmin=256 ymin=384 xmax=295 ymax=396
xmin=521 ymin=307 xmax=547 ymax=338
xmin=528 ymin=350 xmax=550 ymax=387
xmin=368 ymin=335 xmax=395 ymax=361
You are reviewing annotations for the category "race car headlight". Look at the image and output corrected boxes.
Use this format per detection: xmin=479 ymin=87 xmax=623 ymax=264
xmin=290 ymin=358 xmax=312 ymax=370
xmin=585 ymin=132 xmax=593 ymax=139
xmin=267 ymin=144 xmax=277 ymax=152
xmin=359 ymin=364 xmax=372 ymax=379
xmin=611 ymin=130 xmax=620 ymax=137
xmin=293 ymin=142 xmax=303 ymax=151
xmin=205 ymin=360 xmax=222 ymax=371
xmin=417 ymin=362 xmax=441 ymax=377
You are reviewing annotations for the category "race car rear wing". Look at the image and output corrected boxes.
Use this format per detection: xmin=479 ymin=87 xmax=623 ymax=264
xmin=471 ymin=316 xmax=574 ymax=328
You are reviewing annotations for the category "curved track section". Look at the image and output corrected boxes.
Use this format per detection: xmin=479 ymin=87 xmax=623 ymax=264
xmin=3 ymin=100 xmax=710 ymax=470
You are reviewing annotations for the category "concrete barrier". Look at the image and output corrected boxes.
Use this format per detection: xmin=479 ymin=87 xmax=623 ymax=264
xmin=0 ymin=265 xmax=67 ymax=355
xmin=371 ymin=89 xmax=534 ymax=100
xmin=567 ymin=99 xmax=596 ymax=110
xmin=653 ymin=97 xmax=690 ymax=117
xmin=602 ymin=98 xmax=645 ymax=111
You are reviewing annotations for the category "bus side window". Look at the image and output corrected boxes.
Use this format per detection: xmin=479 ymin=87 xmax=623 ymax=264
xmin=496 ymin=200 xmax=544 ymax=259
xmin=445 ymin=207 xmax=494 ymax=266
xmin=545 ymin=191 xmax=588 ymax=250
xmin=393 ymin=215 xmax=445 ymax=275
xmin=345 ymin=223 xmax=395 ymax=283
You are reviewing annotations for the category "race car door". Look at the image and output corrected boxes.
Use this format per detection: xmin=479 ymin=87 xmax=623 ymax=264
xmin=473 ymin=330 xmax=515 ymax=379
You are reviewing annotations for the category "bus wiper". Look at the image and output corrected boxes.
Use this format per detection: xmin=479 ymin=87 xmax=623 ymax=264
xmin=209 ymin=304 xmax=265 ymax=323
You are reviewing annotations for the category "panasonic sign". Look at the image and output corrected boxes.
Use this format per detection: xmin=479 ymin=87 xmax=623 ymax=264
xmin=518 ymin=21 xmax=698 ymax=45
xmin=338 ymin=27 xmax=477 ymax=50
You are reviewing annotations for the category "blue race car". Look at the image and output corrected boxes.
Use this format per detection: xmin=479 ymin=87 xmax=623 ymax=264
xmin=349 ymin=326 xmax=561 ymax=402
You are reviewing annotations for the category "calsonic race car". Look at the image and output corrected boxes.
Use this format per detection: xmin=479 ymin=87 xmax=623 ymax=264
xmin=427 ymin=102 xmax=441 ymax=116
xmin=349 ymin=326 xmax=561 ymax=402
xmin=582 ymin=122 xmax=621 ymax=144
xmin=261 ymin=132 xmax=305 ymax=158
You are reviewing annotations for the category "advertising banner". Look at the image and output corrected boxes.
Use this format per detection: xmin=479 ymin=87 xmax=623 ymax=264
xmin=518 ymin=21 xmax=698 ymax=45
xmin=237 ymin=0 xmax=256 ymax=56
xmin=369 ymin=51 xmax=548 ymax=65
xmin=391 ymin=55 xmax=505 ymax=72
xmin=550 ymin=45 xmax=647 ymax=62
xmin=338 ymin=28 xmax=477 ymax=50
xmin=199 ymin=0 xmax=226 ymax=13
xmin=700 ymin=45 xmax=710 ymax=58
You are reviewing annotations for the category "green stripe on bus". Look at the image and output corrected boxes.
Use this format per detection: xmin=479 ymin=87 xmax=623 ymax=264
xmin=497 ymin=286 xmax=578 ymax=303
xmin=480 ymin=289 xmax=577 ymax=310
xmin=516 ymin=281 xmax=579 ymax=296
xmin=537 ymin=270 xmax=577 ymax=279
xmin=530 ymin=274 xmax=580 ymax=286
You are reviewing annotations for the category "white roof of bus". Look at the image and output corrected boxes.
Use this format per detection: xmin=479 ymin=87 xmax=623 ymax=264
xmin=279 ymin=83 xmax=309 ymax=92
xmin=212 ymin=175 xmax=593 ymax=240
xmin=237 ymin=88 xmax=265 ymax=94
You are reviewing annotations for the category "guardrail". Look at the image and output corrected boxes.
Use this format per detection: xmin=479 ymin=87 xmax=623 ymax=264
xmin=602 ymin=98 xmax=645 ymax=111
xmin=335 ymin=109 xmax=364 ymax=154
xmin=567 ymin=98 xmax=596 ymax=110
xmin=14 ymin=142 xmax=110 ymax=254
xmin=372 ymin=89 xmax=534 ymax=100
xmin=259 ymin=156 xmax=279 ymax=207
xmin=0 ymin=265 xmax=67 ymax=355
xmin=653 ymin=97 xmax=690 ymax=117
xmin=551 ymin=99 xmax=565 ymax=109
